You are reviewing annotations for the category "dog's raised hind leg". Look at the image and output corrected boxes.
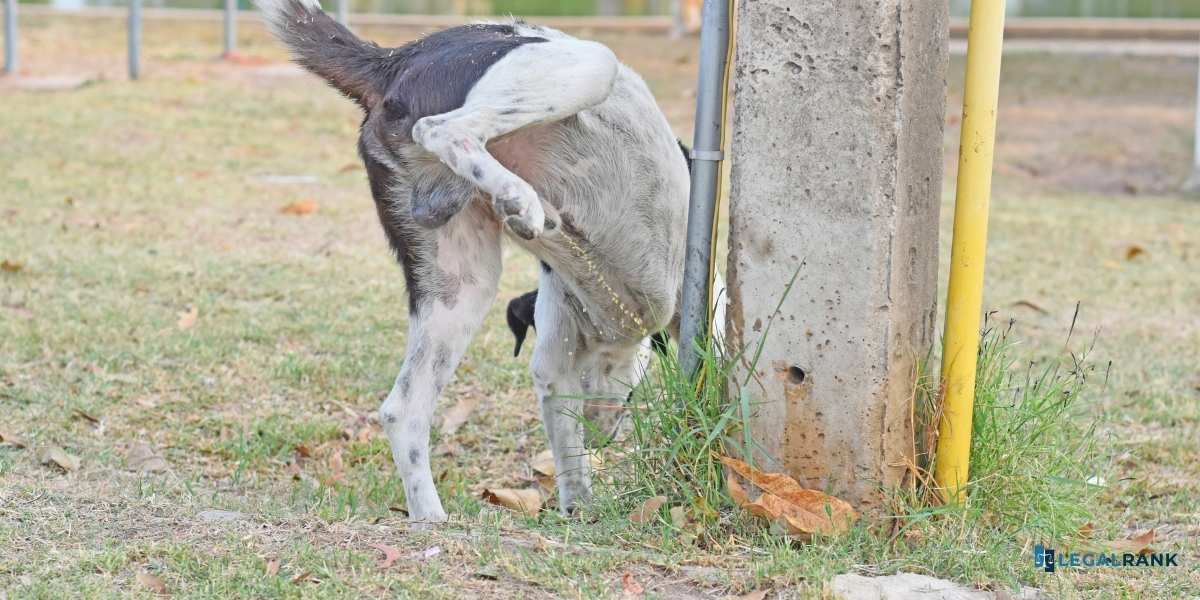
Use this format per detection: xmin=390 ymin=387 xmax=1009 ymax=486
xmin=411 ymin=38 xmax=618 ymax=239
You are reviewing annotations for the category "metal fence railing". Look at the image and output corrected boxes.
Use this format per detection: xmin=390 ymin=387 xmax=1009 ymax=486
xmin=1 ymin=0 xmax=355 ymax=79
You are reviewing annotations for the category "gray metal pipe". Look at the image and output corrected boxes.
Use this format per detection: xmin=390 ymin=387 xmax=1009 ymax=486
xmin=678 ymin=0 xmax=730 ymax=376
xmin=337 ymin=0 xmax=349 ymax=26
xmin=128 ymin=0 xmax=142 ymax=80
xmin=223 ymin=0 xmax=236 ymax=56
xmin=3 ymin=0 xmax=15 ymax=75
xmin=1186 ymin=46 xmax=1200 ymax=193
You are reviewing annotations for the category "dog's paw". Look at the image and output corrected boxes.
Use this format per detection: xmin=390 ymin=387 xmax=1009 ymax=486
xmin=406 ymin=507 xmax=449 ymax=530
xmin=495 ymin=180 xmax=545 ymax=240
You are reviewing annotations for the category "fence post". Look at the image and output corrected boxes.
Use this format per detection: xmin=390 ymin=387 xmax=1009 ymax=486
xmin=224 ymin=0 xmax=237 ymax=57
xmin=3 ymin=0 xmax=15 ymax=76
xmin=337 ymin=0 xmax=349 ymax=27
xmin=1185 ymin=41 xmax=1200 ymax=194
xmin=128 ymin=0 xmax=142 ymax=80
xmin=726 ymin=0 xmax=947 ymax=510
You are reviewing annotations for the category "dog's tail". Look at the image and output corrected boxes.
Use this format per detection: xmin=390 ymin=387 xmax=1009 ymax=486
xmin=255 ymin=0 xmax=392 ymax=108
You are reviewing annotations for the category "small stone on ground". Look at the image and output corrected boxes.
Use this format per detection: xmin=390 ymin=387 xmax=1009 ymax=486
xmin=830 ymin=573 xmax=1045 ymax=600
xmin=197 ymin=510 xmax=248 ymax=523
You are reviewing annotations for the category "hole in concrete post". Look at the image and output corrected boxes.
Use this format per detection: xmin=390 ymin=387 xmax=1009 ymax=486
xmin=787 ymin=365 xmax=806 ymax=384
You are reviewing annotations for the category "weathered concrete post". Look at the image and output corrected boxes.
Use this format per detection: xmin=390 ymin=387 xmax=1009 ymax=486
xmin=726 ymin=1 xmax=947 ymax=510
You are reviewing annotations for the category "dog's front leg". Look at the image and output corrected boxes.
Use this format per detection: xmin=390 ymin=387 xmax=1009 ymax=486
xmin=378 ymin=208 xmax=502 ymax=525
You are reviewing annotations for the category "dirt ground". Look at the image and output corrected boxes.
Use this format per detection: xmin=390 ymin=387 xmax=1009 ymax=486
xmin=1 ymin=14 xmax=1198 ymax=599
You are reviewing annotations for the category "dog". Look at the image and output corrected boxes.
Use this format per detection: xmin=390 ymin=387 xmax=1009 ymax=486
xmin=258 ymin=0 xmax=723 ymax=523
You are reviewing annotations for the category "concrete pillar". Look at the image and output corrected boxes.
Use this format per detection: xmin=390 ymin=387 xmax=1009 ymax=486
xmin=726 ymin=0 xmax=947 ymax=510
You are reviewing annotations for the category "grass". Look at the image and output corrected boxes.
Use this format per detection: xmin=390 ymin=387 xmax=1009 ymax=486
xmin=2 ymin=14 xmax=1199 ymax=599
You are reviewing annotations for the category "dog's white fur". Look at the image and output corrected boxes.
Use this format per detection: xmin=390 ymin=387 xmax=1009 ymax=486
xmin=259 ymin=1 xmax=724 ymax=523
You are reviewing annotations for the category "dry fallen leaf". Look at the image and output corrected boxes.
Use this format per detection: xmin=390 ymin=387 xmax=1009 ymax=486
xmin=439 ymin=394 xmax=479 ymax=436
xmin=290 ymin=570 xmax=312 ymax=584
xmin=628 ymin=496 xmax=667 ymax=524
xmin=1103 ymin=529 xmax=1155 ymax=554
xmin=72 ymin=409 xmax=101 ymax=425
xmin=136 ymin=572 xmax=168 ymax=596
xmin=620 ymin=572 xmax=645 ymax=597
xmin=41 ymin=446 xmax=81 ymax=472
xmin=265 ymin=559 xmax=280 ymax=576
xmin=280 ymin=200 xmax=318 ymax=215
xmin=127 ymin=443 xmax=169 ymax=472
xmin=1 ymin=260 xmax=23 ymax=273
xmin=370 ymin=543 xmax=402 ymax=569
xmin=1124 ymin=245 xmax=1146 ymax=261
xmin=481 ymin=488 xmax=543 ymax=516
xmin=531 ymin=449 xmax=603 ymax=490
xmin=721 ymin=455 xmax=857 ymax=538
xmin=738 ymin=590 xmax=769 ymax=600
xmin=176 ymin=306 xmax=198 ymax=330
xmin=327 ymin=447 xmax=345 ymax=483
xmin=0 ymin=429 xmax=27 ymax=448
xmin=1077 ymin=522 xmax=1095 ymax=539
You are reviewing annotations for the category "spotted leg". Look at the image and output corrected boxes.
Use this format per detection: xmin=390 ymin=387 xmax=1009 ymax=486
xmin=378 ymin=204 xmax=502 ymax=524
xmin=531 ymin=271 xmax=652 ymax=514
xmin=410 ymin=37 xmax=618 ymax=240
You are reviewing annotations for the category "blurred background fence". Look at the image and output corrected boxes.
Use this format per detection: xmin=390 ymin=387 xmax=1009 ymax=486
xmin=6 ymin=0 xmax=1200 ymax=19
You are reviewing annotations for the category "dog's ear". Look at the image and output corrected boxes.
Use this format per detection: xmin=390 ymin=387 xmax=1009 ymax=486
xmin=506 ymin=290 xmax=539 ymax=357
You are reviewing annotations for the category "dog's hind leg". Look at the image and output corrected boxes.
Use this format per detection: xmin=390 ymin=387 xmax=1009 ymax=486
xmin=378 ymin=204 xmax=502 ymax=525
xmin=411 ymin=37 xmax=618 ymax=240
xmin=531 ymin=271 xmax=652 ymax=514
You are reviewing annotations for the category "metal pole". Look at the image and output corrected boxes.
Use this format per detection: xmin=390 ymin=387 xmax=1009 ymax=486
xmin=678 ymin=0 xmax=730 ymax=376
xmin=223 ymin=0 xmax=236 ymax=57
xmin=1185 ymin=42 xmax=1200 ymax=194
xmin=337 ymin=0 xmax=349 ymax=27
xmin=3 ymin=0 xmax=15 ymax=76
xmin=934 ymin=0 xmax=1007 ymax=504
xmin=128 ymin=0 xmax=142 ymax=80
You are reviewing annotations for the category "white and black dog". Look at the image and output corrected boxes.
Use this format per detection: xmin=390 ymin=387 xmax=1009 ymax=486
xmin=259 ymin=0 xmax=722 ymax=523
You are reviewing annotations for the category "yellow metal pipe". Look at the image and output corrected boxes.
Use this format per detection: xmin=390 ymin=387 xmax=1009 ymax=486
xmin=935 ymin=0 xmax=1007 ymax=504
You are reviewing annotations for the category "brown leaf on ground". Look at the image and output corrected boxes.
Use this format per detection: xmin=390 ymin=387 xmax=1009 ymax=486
xmin=0 ymin=429 xmax=27 ymax=448
xmin=1103 ymin=529 xmax=1155 ymax=554
xmin=481 ymin=488 xmax=543 ymax=516
xmin=531 ymin=450 xmax=603 ymax=490
xmin=136 ymin=572 xmax=169 ymax=596
xmin=1077 ymin=522 xmax=1095 ymax=539
xmin=370 ymin=543 xmax=402 ymax=569
xmin=176 ymin=306 xmax=198 ymax=330
xmin=628 ymin=495 xmax=667 ymax=524
xmin=720 ymin=455 xmax=857 ymax=537
xmin=41 ymin=446 xmax=81 ymax=472
xmin=327 ymin=447 xmax=345 ymax=483
xmin=738 ymin=590 xmax=769 ymax=600
xmin=265 ymin=559 xmax=280 ymax=576
xmin=280 ymin=200 xmax=318 ymax=215
xmin=290 ymin=571 xmax=312 ymax=584
xmin=439 ymin=394 xmax=478 ymax=436
xmin=127 ymin=443 xmax=170 ymax=472
xmin=1124 ymin=245 xmax=1146 ymax=260
xmin=1 ymin=260 xmax=23 ymax=273
xmin=620 ymin=572 xmax=645 ymax=597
